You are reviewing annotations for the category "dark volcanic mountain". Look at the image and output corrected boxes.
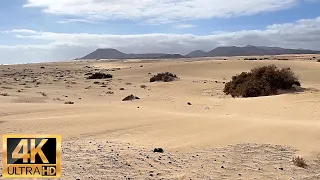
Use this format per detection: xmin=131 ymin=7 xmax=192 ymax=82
xmin=80 ymin=49 xmax=186 ymax=59
xmin=82 ymin=49 xmax=127 ymax=59
xmin=80 ymin=46 xmax=320 ymax=60
xmin=186 ymin=50 xmax=207 ymax=58
xmin=186 ymin=45 xmax=320 ymax=57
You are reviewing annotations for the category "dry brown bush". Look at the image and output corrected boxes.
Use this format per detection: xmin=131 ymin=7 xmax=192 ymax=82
xmin=223 ymin=65 xmax=301 ymax=98
xmin=150 ymin=72 xmax=178 ymax=82
xmin=293 ymin=156 xmax=307 ymax=168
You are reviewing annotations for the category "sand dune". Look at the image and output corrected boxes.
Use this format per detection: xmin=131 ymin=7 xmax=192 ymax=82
xmin=0 ymin=56 xmax=320 ymax=179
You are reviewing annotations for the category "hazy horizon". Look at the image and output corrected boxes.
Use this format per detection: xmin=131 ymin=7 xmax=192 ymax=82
xmin=1 ymin=0 xmax=320 ymax=64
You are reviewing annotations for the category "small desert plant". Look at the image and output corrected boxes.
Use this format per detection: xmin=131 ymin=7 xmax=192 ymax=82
xmin=150 ymin=72 xmax=178 ymax=82
xmin=119 ymin=88 xmax=125 ymax=90
xmin=1 ymin=86 xmax=12 ymax=89
xmin=39 ymin=92 xmax=47 ymax=97
xmin=224 ymin=65 xmax=301 ymax=98
xmin=244 ymin=58 xmax=257 ymax=60
xmin=140 ymin=85 xmax=147 ymax=89
xmin=122 ymin=94 xmax=140 ymax=101
xmin=64 ymin=101 xmax=74 ymax=104
xmin=293 ymin=156 xmax=307 ymax=168
xmin=0 ymin=93 xmax=9 ymax=96
xmin=153 ymin=148 xmax=164 ymax=153
xmin=87 ymin=72 xmax=113 ymax=79
xmin=317 ymin=59 xmax=320 ymax=62
xmin=106 ymin=91 xmax=114 ymax=94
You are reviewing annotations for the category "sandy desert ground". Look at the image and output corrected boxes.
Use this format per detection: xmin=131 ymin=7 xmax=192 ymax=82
xmin=0 ymin=55 xmax=320 ymax=179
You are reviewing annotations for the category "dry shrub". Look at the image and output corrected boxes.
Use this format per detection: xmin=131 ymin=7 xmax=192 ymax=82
xmin=87 ymin=72 xmax=112 ymax=79
xmin=140 ymin=85 xmax=147 ymax=89
xmin=224 ymin=65 xmax=301 ymax=98
xmin=64 ymin=101 xmax=74 ymax=104
xmin=150 ymin=72 xmax=178 ymax=82
xmin=39 ymin=92 xmax=47 ymax=97
xmin=122 ymin=94 xmax=140 ymax=101
xmin=244 ymin=58 xmax=257 ymax=60
xmin=293 ymin=156 xmax=307 ymax=168
xmin=153 ymin=148 xmax=164 ymax=153
xmin=317 ymin=59 xmax=320 ymax=62
xmin=0 ymin=93 xmax=9 ymax=96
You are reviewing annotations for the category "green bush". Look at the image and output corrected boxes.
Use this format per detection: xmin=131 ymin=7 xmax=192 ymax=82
xmin=223 ymin=65 xmax=301 ymax=98
xmin=150 ymin=72 xmax=178 ymax=82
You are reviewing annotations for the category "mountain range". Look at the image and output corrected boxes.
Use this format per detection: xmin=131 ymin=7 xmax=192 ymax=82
xmin=79 ymin=45 xmax=320 ymax=60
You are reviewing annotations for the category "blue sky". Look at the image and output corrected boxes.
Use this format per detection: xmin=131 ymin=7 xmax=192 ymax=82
xmin=0 ymin=0 xmax=320 ymax=64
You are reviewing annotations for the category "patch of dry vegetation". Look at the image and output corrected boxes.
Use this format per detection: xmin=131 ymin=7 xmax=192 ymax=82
xmin=64 ymin=101 xmax=75 ymax=104
xmin=87 ymin=72 xmax=113 ymax=79
xmin=140 ymin=85 xmax=147 ymax=89
xmin=0 ymin=92 xmax=9 ymax=96
xmin=122 ymin=94 xmax=140 ymax=101
xmin=224 ymin=65 xmax=301 ymax=98
xmin=150 ymin=72 xmax=178 ymax=82
xmin=293 ymin=156 xmax=307 ymax=168
xmin=39 ymin=92 xmax=47 ymax=97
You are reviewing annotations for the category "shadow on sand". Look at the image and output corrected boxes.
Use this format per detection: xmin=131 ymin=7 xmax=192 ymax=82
xmin=278 ymin=86 xmax=319 ymax=95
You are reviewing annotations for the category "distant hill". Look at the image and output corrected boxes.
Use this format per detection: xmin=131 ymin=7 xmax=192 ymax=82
xmin=186 ymin=50 xmax=207 ymax=58
xmin=186 ymin=45 xmax=320 ymax=57
xmin=79 ymin=46 xmax=320 ymax=60
xmin=79 ymin=48 xmax=186 ymax=60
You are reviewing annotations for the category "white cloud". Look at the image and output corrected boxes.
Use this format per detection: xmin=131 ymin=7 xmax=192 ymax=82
xmin=57 ymin=19 xmax=98 ymax=24
xmin=1 ymin=16 xmax=320 ymax=64
xmin=2 ymin=29 xmax=38 ymax=34
xmin=23 ymin=0 xmax=298 ymax=24
xmin=11 ymin=29 xmax=38 ymax=34
xmin=173 ymin=24 xmax=196 ymax=29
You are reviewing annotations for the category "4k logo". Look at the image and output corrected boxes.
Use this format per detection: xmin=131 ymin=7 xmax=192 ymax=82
xmin=2 ymin=135 xmax=61 ymax=178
